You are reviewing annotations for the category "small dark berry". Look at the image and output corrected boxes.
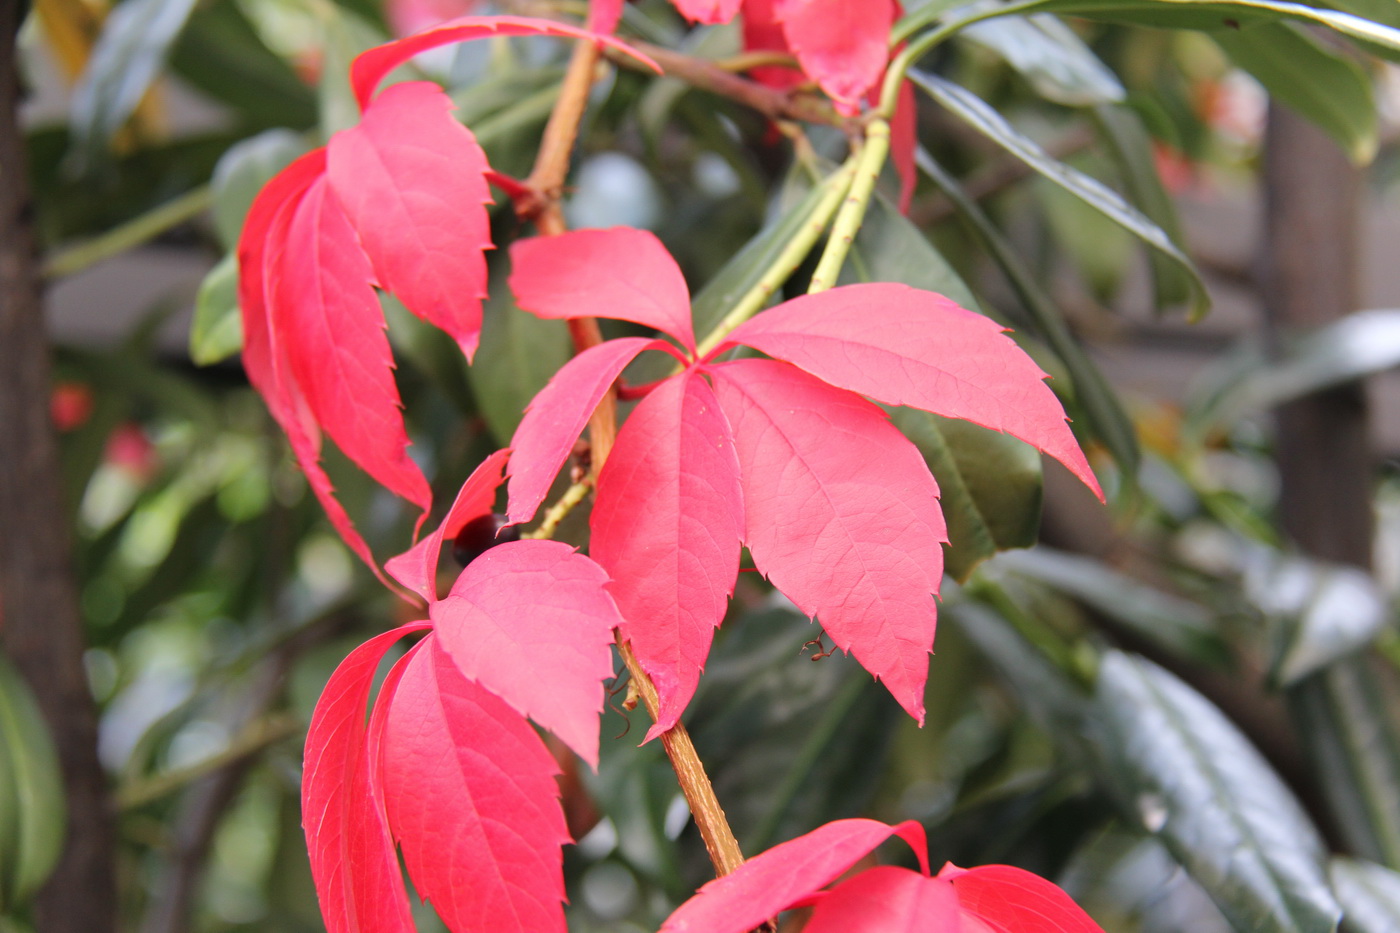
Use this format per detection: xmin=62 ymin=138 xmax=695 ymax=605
xmin=451 ymin=513 xmax=520 ymax=567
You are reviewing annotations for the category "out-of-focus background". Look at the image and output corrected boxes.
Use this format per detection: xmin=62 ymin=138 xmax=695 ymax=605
xmin=4 ymin=0 xmax=1400 ymax=931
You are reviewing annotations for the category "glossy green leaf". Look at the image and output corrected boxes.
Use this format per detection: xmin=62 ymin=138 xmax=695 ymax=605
xmin=210 ymin=129 xmax=309 ymax=250
xmin=69 ymin=0 xmax=200 ymax=157
xmin=892 ymin=409 xmax=1042 ymax=581
xmin=1089 ymin=651 xmax=1341 ymax=933
xmin=1215 ymin=22 xmax=1376 ymax=163
xmin=993 ymin=547 xmax=1228 ymax=664
xmin=949 ymin=0 xmax=1400 ymax=61
xmin=1289 ymin=660 xmax=1400 ymax=868
xmin=1188 ymin=309 xmax=1400 ymax=435
xmin=1244 ymin=552 xmax=1388 ymax=685
xmin=916 ymin=149 xmax=1141 ymax=481
xmin=190 ymin=253 xmax=242 ymax=366
xmin=0 ymin=654 xmax=66 ymax=909
xmin=1092 ymin=104 xmax=1195 ymax=310
xmin=466 ymin=275 xmax=574 ymax=445
xmin=910 ymin=70 xmax=1209 ymax=320
xmin=1331 ymin=857 xmax=1400 ymax=933
xmin=961 ymin=14 xmax=1126 ymax=106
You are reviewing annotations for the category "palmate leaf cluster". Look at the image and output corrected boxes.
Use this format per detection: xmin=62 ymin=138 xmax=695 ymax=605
xmin=11 ymin=0 xmax=1400 ymax=930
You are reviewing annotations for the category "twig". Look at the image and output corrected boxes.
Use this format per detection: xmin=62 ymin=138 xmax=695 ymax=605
xmin=44 ymin=185 xmax=212 ymax=279
xmin=808 ymin=119 xmax=891 ymax=294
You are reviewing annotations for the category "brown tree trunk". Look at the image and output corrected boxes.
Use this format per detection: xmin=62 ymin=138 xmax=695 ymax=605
xmin=1259 ymin=102 xmax=1372 ymax=568
xmin=0 ymin=11 xmax=117 ymax=930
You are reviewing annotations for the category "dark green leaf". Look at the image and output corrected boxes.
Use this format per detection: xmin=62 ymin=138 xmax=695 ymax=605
xmin=190 ymin=253 xmax=242 ymax=366
xmin=910 ymin=70 xmax=1209 ymax=319
xmin=1092 ymin=104 xmax=1196 ymax=310
xmin=210 ymin=129 xmax=308 ymax=250
xmin=916 ymin=149 xmax=1142 ymax=480
xmin=1290 ymin=660 xmax=1400 ymax=868
xmin=1089 ymin=651 xmax=1341 ymax=933
xmin=1214 ymin=22 xmax=1376 ymax=163
xmin=961 ymin=14 xmax=1126 ymax=106
xmin=837 ymin=188 xmax=979 ymax=309
xmin=994 ymin=547 xmax=1229 ymax=664
xmin=466 ymin=276 xmax=574 ymax=446
xmin=1332 ymin=857 xmax=1400 ymax=933
xmin=69 ymin=0 xmax=200 ymax=157
xmin=892 ymin=409 xmax=1043 ymax=581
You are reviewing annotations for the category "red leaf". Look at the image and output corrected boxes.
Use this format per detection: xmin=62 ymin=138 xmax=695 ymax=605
xmin=510 ymin=228 xmax=697 ymax=352
xmin=710 ymin=359 xmax=946 ymax=724
xmin=386 ymin=449 xmax=511 ymax=602
xmin=239 ymin=150 xmax=382 ymax=574
xmin=431 ymin=539 xmax=622 ymax=767
xmin=741 ymin=0 xmax=804 ymax=91
xmin=591 ymin=371 xmax=743 ymax=739
xmin=725 ymin=283 xmax=1103 ymax=499
xmin=350 ymin=15 xmax=660 ymax=110
xmin=939 ymin=864 xmax=1107 ymax=933
xmin=803 ymin=867 xmax=960 ymax=933
xmin=327 ymin=81 xmax=493 ymax=360
xmin=889 ymin=78 xmax=918 ymax=214
xmin=672 ymin=0 xmax=743 ymax=23
xmin=274 ymin=175 xmax=430 ymax=510
xmin=380 ymin=636 xmax=570 ymax=933
xmin=660 ymin=819 xmax=926 ymax=933
xmin=506 ymin=336 xmax=671 ymax=526
xmin=302 ymin=623 xmax=429 ymax=933
xmin=776 ymin=0 xmax=897 ymax=113
xmin=588 ymin=0 xmax=624 ymax=33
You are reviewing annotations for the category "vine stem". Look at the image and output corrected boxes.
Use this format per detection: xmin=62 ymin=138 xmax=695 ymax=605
xmin=44 ymin=184 xmax=212 ymax=279
xmin=516 ymin=33 xmax=745 ymax=878
xmin=807 ymin=118 xmax=890 ymax=294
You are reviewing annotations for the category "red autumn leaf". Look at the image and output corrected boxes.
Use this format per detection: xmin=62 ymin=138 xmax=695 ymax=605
xmin=588 ymin=0 xmax=624 ymax=32
xmin=379 ymin=635 xmax=570 ymax=933
xmin=710 ymin=359 xmax=946 ymax=724
xmin=939 ymin=863 xmax=1108 ymax=933
xmin=590 ymin=371 xmax=743 ymax=738
xmin=769 ymin=0 xmax=897 ymax=113
xmin=239 ymin=149 xmax=385 ymax=574
xmin=302 ymin=622 xmax=429 ymax=933
xmin=430 ymin=539 xmax=622 ymax=767
xmin=350 ymin=15 xmax=660 ymax=109
xmin=274 ymin=175 xmax=430 ymax=510
xmin=660 ymin=818 xmax=927 ymax=933
xmin=725 ymin=282 xmax=1103 ymax=499
xmin=327 ymin=81 xmax=494 ymax=360
xmin=511 ymin=228 xmax=697 ymax=352
xmin=386 ymin=449 xmax=511 ymax=602
xmin=506 ymin=336 xmax=675 ymax=525
xmin=889 ymin=78 xmax=918 ymax=214
xmin=740 ymin=0 xmax=804 ymax=91
xmin=672 ymin=0 xmax=744 ymax=23
xmin=802 ymin=866 xmax=961 ymax=933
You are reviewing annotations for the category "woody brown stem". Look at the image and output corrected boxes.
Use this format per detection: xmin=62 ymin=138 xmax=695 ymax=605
xmin=516 ymin=33 xmax=746 ymax=880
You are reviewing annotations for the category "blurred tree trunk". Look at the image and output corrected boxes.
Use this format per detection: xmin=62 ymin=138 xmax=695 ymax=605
xmin=0 ymin=12 xmax=117 ymax=931
xmin=1259 ymin=102 xmax=1372 ymax=568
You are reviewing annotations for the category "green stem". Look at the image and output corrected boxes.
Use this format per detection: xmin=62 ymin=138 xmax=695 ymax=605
xmin=115 ymin=714 xmax=300 ymax=810
xmin=807 ymin=119 xmax=891 ymax=294
xmin=44 ymin=185 xmax=212 ymax=279
xmin=693 ymin=159 xmax=857 ymax=358
xmin=522 ymin=479 xmax=592 ymax=540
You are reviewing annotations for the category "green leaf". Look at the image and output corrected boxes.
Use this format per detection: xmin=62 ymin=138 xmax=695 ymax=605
xmin=1290 ymin=661 xmax=1400 ymax=868
xmin=0 ymin=653 xmax=66 ymax=909
xmin=910 ymin=70 xmax=1210 ymax=320
xmin=1331 ymin=857 xmax=1400 ymax=933
xmin=836 ymin=187 xmax=979 ymax=310
xmin=1243 ymin=552 xmax=1388 ymax=685
xmin=1187 ymin=309 xmax=1400 ymax=436
xmin=1089 ymin=651 xmax=1341 ymax=933
xmin=892 ymin=409 xmax=1043 ymax=581
xmin=189 ymin=254 xmax=243 ymax=366
xmin=318 ymin=8 xmax=387 ymax=137
xmin=961 ymin=14 xmax=1127 ymax=106
xmin=466 ymin=277 xmax=574 ymax=446
xmin=1092 ymin=104 xmax=1196 ymax=310
xmin=168 ymin=0 xmax=318 ymax=132
xmin=916 ymin=149 xmax=1142 ymax=481
xmin=1215 ymin=22 xmax=1377 ymax=163
xmin=993 ymin=546 xmax=1229 ymax=664
xmin=210 ymin=129 xmax=308 ymax=251
xmin=955 ymin=0 xmax=1400 ymax=60
xmin=69 ymin=0 xmax=200 ymax=158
